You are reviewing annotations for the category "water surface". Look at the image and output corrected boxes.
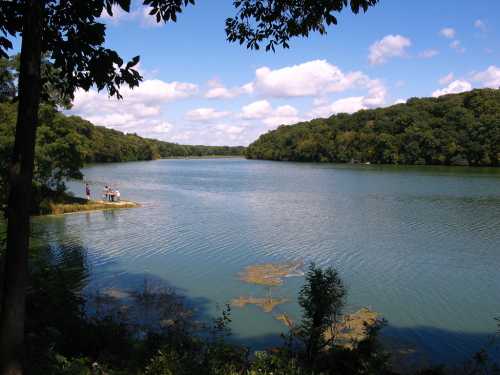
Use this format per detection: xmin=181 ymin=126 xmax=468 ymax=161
xmin=33 ymin=158 xmax=500 ymax=364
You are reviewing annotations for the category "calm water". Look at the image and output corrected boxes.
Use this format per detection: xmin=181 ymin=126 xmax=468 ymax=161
xmin=33 ymin=158 xmax=500 ymax=364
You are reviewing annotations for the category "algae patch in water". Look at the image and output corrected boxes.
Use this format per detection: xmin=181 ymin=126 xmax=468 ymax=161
xmin=275 ymin=313 xmax=294 ymax=329
xmin=231 ymin=296 xmax=288 ymax=313
xmin=274 ymin=307 xmax=381 ymax=349
xmin=239 ymin=260 xmax=303 ymax=286
xmin=326 ymin=308 xmax=381 ymax=349
xmin=232 ymin=261 xmax=300 ymax=315
xmin=101 ymin=288 xmax=130 ymax=300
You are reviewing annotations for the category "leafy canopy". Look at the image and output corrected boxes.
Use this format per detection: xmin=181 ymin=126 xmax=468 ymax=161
xmin=0 ymin=54 xmax=73 ymax=107
xmin=226 ymin=0 xmax=379 ymax=51
xmin=1 ymin=0 xmax=379 ymax=100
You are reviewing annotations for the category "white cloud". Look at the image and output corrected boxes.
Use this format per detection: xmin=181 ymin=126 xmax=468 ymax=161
xmin=309 ymin=78 xmax=387 ymax=118
xmin=205 ymin=86 xmax=236 ymax=99
xmin=274 ymin=105 xmax=298 ymax=117
xmin=169 ymin=123 xmax=255 ymax=146
xmin=394 ymin=99 xmax=406 ymax=105
xmin=438 ymin=73 xmax=454 ymax=85
xmin=69 ymin=79 xmax=197 ymax=140
xmin=213 ymin=124 xmax=245 ymax=135
xmin=368 ymin=35 xmax=411 ymax=65
xmin=363 ymin=79 xmax=387 ymax=107
xmin=99 ymin=5 xmax=131 ymax=22
xmin=128 ymin=80 xmax=198 ymax=102
xmin=100 ymin=4 xmax=162 ymax=28
xmin=250 ymin=59 xmax=385 ymax=101
xmin=440 ymin=27 xmax=456 ymax=39
xmin=474 ymin=19 xmax=487 ymax=32
xmin=237 ymin=101 xmax=301 ymax=129
xmin=138 ymin=7 xmax=163 ymax=28
xmin=419 ymin=49 xmax=439 ymax=59
xmin=253 ymin=60 xmax=353 ymax=97
xmin=432 ymin=80 xmax=472 ymax=97
xmin=68 ymin=59 xmax=394 ymax=146
xmin=449 ymin=40 xmax=465 ymax=53
xmin=327 ymin=97 xmax=366 ymax=115
xmin=204 ymin=79 xmax=253 ymax=99
xmin=472 ymin=66 xmax=500 ymax=88
xmin=240 ymin=100 xmax=273 ymax=119
xmin=262 ymin=105 xmax=301 ymax=127
xmin=185 ymin=107 xmax=230 ymax=122
xmin=151 ymin=122 xmax=174 ymax=134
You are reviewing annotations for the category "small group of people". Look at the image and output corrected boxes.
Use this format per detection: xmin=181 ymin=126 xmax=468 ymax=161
xmin=103 ymin=185 xmax=120 ymax=202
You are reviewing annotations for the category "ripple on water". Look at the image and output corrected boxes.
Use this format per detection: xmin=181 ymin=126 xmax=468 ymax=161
xmin=43 ymin=159 xmax=500 ymax=364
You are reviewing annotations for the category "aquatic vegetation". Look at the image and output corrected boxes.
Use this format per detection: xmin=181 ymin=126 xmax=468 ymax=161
xmin=231 ymin=296 xmax=288 ymax=313
xmin=239 ymin=260 xmax=303 ymax=286
xmin=101 ymin=288 xmax=130 ymax=300
xmin=276 ymin=313 xmax=294 ymax=329
xmin=327 ymin=308 xmax=381 ymax=349
xmin=274 ymin=306 xmax=381 ymax=350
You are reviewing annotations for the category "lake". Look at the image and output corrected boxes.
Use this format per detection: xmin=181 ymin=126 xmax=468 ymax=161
xmin=33 ymin=158 xmax=500 ymax=365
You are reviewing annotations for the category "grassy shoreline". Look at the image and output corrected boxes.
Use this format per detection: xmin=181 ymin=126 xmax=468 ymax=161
xmin=37 ymin=195 xmax=140 ymax=216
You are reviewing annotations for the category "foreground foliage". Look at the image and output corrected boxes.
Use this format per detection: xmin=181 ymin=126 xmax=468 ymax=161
xmin=0 ymin=241 xmax=496 ymax=375
xmin=246 ymin=89 xmax=500 ymax=167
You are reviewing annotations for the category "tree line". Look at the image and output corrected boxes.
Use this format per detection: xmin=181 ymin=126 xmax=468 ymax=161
xmin=246 ymin=89 xmax=500 ymax=167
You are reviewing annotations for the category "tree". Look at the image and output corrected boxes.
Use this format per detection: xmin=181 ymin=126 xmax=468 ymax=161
xmin=298 ymin=263 xmax=346 ymax=366
xmin=0 ymin=54 xmax=73 ymax=108
xmin=0 ymin=1 xmax=379 ymax=373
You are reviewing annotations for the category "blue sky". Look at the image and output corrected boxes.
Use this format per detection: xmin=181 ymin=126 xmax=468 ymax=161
xmin=60 ymin=0 xmax=500 ymax=145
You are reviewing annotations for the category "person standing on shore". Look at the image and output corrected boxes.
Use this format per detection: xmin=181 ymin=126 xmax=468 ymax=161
xmin=85 ymin=183 xmax=91 ymax=200
xmin=103 ymin=185 xmax=109 ymax=201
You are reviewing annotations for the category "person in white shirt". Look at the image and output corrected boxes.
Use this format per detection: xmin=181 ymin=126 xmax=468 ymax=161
xmin=115 ymin=190 xmax=121 ymax=201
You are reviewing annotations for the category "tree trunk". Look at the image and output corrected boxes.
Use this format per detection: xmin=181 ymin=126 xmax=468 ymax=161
xmin=0 ymin=1 xmax=43 ymax=374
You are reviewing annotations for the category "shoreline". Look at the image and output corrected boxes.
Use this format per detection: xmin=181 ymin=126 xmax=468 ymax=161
xmin=159 ymin=155 xmax=244 ymax=160
xmin=37 ymin=199 xmax=141 ymax=216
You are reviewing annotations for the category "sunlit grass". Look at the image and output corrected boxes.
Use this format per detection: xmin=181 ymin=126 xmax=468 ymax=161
xmin=39 ymin=195 xmax=139 ymax=215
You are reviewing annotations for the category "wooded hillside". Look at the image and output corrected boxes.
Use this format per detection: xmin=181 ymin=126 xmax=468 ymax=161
xmin=246 ymin=89 xmax=500 ymax=166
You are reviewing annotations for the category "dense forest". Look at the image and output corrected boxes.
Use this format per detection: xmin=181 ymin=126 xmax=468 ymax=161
xmin=246 ymin=89 xmax=500 ymax=166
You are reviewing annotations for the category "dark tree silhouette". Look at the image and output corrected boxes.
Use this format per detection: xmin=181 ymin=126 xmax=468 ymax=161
xmin=0 ymin=1 xmax=379 ymax=373
xmin=298 ymin=263 xmax=346 ymax=366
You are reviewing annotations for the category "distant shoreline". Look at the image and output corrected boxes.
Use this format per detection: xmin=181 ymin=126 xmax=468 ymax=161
xmin=160 ymin=155 xmax=244 ymax=160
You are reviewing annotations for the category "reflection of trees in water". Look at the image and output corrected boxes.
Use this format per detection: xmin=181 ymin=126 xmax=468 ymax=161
xmin=25 ymin=243 xmax=90 ymax=368
xmin=28 ymin=242 xmax=197 ymax=334
xmin=88 ymin=279 xmax=196 ymax=335
xmin=23 ymin=241 xmax=204 ymax=372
